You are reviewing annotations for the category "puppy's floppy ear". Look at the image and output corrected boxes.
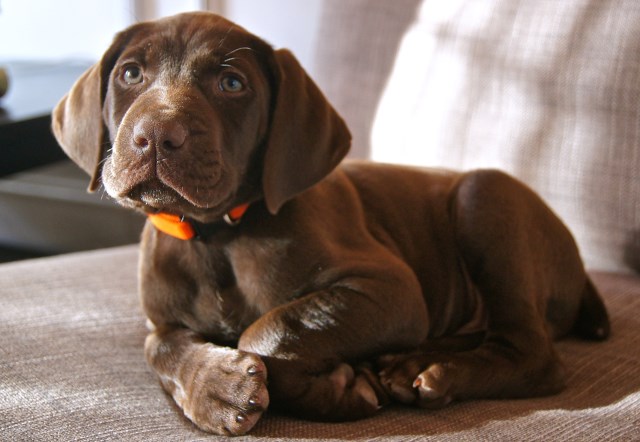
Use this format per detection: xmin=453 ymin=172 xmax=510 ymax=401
xmin=52 ymin=65 xmax=105 ymax=191
xmin=51 ymin=27 xmax=139 ymax=191
xmin=262 ymin=49 xmax=351 ymax=214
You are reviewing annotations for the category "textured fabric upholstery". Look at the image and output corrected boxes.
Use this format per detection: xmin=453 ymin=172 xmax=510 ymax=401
xmin=372 ymin=0 xmax=640 ymax=274
xmin=1 ymin=246 xmax=639 ymax=440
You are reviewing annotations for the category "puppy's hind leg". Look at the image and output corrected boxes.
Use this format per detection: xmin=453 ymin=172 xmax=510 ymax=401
xmin=378 ymin=266 xmax=568 ymax=408
xmin=380 ymin=170 xmax=579 ymax=407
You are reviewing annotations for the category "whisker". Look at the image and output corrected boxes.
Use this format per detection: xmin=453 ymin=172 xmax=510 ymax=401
xmin=223 ymin=46 xmax=253 ymax=57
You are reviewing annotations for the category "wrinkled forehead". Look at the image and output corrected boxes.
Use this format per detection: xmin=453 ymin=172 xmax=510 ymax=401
xmin=116 ymin=14 xmax=271 ymax=72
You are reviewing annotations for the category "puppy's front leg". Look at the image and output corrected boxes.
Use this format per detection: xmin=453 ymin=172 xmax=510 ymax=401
xmin=238 ymin=269 xmax=428 ymax=421
xmin=144 ymin=327 xmax=268 ymax=435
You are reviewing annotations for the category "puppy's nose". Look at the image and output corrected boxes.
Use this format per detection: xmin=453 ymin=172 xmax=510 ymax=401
xmin=133 ymin=118 xmax=187 ymax=150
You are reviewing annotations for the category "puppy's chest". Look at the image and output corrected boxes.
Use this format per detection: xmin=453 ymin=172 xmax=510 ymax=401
xmin=186 ymin=237 xmax=304 ymax=342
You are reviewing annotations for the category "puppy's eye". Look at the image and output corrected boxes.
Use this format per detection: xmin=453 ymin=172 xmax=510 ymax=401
xmin=219 ymin=74 xmax=244 ymax=93
xmin=123 ymin=65 xmax=144 ymax=85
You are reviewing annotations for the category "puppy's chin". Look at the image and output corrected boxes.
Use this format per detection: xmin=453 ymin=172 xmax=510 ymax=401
xmin=108 ymin=182 xmax=180 ymax=213
xmin=130 ymin=183 xmax=182 ymax=210
xmin=110 ymin=180 xmax=237 ymax=223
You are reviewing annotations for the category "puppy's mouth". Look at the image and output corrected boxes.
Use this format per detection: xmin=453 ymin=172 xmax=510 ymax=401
xmin=102 ymin=149 xmax=238 ymax=219
xmin=111 ymin=179 xmax=234 ymax=222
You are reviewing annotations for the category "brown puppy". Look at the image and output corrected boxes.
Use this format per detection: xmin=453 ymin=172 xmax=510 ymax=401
xmin=52 ymin=12 xmax=609 ymax=436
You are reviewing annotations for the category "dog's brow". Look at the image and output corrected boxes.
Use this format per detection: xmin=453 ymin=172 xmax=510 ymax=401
xmin=119 ymin=45 xmax=149 ymax=65
xmin=215 ymin=25 xmax=235 ymax=50
xmin=189 ymin=53 xmax=227 ymax=73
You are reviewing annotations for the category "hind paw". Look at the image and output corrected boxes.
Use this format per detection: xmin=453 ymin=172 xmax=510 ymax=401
xmin=378 ymin=353 xmax=455 ymax=408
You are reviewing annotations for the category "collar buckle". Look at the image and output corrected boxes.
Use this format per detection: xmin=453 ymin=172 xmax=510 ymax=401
xmin=222 ymin=203 xmax=250 ymax=226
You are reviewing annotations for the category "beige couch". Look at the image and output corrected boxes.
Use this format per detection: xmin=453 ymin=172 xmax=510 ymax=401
xmin=1 ymin=1 xmax=639 ymax=440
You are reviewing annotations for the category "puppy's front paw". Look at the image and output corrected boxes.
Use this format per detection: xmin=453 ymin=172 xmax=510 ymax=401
xmin=162 ymin=345 xmax=269 ymax=435
xmin=378 ymin=353 xmax=454 ymax=408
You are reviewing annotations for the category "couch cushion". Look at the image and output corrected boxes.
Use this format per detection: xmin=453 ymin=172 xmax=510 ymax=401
xmin=372 ymin=0 xmax=640 ymax=274
xmin=1 ymin=247 xmax=639 ymax=440
xmin=313 ymin=0 xmax=422 ymax=158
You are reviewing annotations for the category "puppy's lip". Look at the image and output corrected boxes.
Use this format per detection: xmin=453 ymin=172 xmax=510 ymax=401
xmin=121 ymin=180 xmax=237 ymax=222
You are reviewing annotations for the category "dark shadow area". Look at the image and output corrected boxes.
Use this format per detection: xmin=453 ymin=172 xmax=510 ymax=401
xmin=624 ymin=229 xmax=640 ymax=273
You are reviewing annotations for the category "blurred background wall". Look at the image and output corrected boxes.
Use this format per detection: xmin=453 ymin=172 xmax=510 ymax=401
xmin=0 ymin=0 xmax=323 ymax=74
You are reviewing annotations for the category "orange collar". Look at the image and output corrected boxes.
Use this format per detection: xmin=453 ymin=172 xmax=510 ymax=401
xmin=147 ymin=203 xmax=250 ymax=240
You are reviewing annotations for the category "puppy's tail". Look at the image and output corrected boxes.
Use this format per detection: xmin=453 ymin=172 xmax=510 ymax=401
xmin=573 ymin=277 xmax=610 ymax=341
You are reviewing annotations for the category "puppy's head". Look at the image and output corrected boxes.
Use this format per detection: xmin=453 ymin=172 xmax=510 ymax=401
xmin=52 ymin=12 xmax=350 ymax=222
